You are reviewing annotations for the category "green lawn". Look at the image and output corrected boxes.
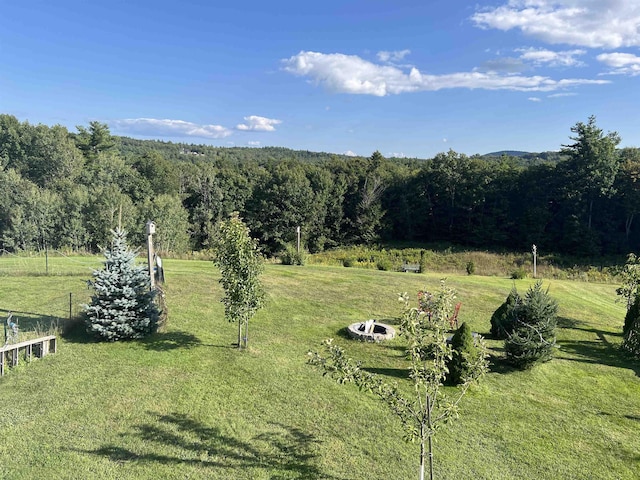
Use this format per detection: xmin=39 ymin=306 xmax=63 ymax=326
xmin=0 ymin=259 xmax=639 ymax=479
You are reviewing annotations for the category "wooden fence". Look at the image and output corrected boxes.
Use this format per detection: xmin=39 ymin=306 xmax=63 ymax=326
xmin=0 ymin=335 xmax=57 ymax=376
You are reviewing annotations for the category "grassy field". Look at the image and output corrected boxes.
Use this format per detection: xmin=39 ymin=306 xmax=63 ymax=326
xmin=0 ymin=258 xmax=639 ymax=479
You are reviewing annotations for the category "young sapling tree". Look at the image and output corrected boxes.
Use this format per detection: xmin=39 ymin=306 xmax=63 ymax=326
xmin=212 ymin=213 xmax=265 ymax=349
xmin=308 ymin=280 xmax=488 ymax=480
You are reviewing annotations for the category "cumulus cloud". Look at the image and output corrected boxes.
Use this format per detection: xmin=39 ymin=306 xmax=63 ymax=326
xmin=247 ymin=141 xmax=261 ymax=146
xmin=517 ymin=47 xmax=586 ymax=67
xmin=472 ymin=1 xmax=640 ymax=49
xmin=282 ymin=51 xmax=608 ymax=95
xmin=236 ymin=115 xmax=282 ymax=131
xmin=377 ymin=49 xmax=411 ymax=62
xmin=597 ymin=52 xmax=640 ymax=75
xmin=528 ymin=97 xmax=542 ymax=102
xmin=112 ymin=118 xmax=232 ymax=139
xmin=344 ymin=150 xmax=358 ymax=157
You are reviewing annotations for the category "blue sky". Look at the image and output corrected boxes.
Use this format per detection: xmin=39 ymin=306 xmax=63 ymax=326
xmin=2 ymin=0 xmax=639 ymax=158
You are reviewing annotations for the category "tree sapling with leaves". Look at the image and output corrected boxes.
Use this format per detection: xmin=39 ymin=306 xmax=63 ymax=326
xmin=212 ymin=212 xmax=265 ymax=350
xmin=308 ymin=280 xmax=488 ymax=480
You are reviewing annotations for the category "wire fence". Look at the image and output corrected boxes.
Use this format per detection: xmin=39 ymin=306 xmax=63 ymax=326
xmin=0 ymin=249 xmax=102 ymax=277
xmin=1 ymin=251 xmax=101 ymax=342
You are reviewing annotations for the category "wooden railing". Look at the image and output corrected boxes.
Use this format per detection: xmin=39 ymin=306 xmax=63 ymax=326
xmin=0 ymin=335 xmax=57 ymax=376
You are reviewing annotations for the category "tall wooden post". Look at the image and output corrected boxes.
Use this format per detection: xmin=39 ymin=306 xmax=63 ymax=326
xmin=146 ymin=220 xmax=156 ymax=289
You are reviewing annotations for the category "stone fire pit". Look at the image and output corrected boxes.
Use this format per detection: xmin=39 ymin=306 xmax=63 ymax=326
xmin=347 ymin=319 xmax=396 ymax=342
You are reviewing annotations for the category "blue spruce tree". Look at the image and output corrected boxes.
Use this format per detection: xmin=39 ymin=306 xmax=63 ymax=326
xmin=84 ymin=228 xmax=159 ymax=341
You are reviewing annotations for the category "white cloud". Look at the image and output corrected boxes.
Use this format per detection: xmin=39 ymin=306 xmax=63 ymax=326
xmin=472 ymin=1 xmax=640 ymax=49
xmin=516 ymin=47 xmax=586 ymax=67
xmin=479 ymin=57 xmax=527 ymax=73
xmin=344 ymin=150 xmax=358 ymax=156
xmin=112 ymin=118 xmax=232 ymax=139
xmin=247 ymin=141 xmax=261 ymax=146
xmin=528 ymin=97 xmax=542 ymax=102
xmin=377 ymin=49 xmax=411 ymax=62
xmin=388 ymin=152 xmax=407 ymax=158
xmin=597 ymin=52 xmax=640 ymax=75
xmin=282 ymin=51 xmax=609 ymax=96
xmin=547 ymin=92 xmax=577 ymax=98
xmin=236 ymin=115 xmax=282 ymax=131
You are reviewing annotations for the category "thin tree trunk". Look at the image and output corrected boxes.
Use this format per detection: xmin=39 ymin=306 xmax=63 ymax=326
xmin=237 ymin=319 xmax=242 ymax=349
xmin=244 ymin=318 xmax=249 ymax=349
xmin=420 ymin=424 xmax=426 ymax=480
xmin=428 ymin=395 xmax=434 ymax=480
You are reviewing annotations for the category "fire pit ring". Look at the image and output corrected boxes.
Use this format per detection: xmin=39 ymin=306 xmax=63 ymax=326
xmin=347 ymin=319 xmax=396 ymax=342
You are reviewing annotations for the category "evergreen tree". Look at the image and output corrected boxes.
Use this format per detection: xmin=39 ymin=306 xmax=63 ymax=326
xmin=84 ymin=228 xmax=159 ymax=341
xmin=505 ymin=281 xmax=558 ymax=369
xmin=622 ymin=316 xmax=640 ymax=357
xmin=623 ymin=295 xmax=640 ymax=336
xmin=490 ymin=287 xmax=521 ymax=339
xmin=447 ymin=322 xmax=480 ymax=385
xmin=622 ymin=289 xmax=640 ymax=356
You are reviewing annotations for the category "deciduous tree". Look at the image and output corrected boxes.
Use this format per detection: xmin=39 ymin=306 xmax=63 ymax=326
xmin=212 ymin=213 xmax=265 ymax=349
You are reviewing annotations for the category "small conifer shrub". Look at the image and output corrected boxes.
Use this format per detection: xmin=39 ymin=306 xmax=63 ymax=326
xmin=447 ymin=322 xmax=480 ymax=385
xmin=490 ymin=288 xmax=521 ymax=339
xmin=622 ymin=295 xmax=640 ymax=356
xmin=84 ymin=228 xmax=159 ymax=341
xmin=623 ymin=295 xmax=640 ymax=336
xmin=505 ymin=281 xmax=558 ymax=369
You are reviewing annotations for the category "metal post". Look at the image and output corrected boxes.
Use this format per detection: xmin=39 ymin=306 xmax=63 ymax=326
xmin=146 ymin=221 xmax=156 ymax=290
xmin=296 ymin=226 xmax=301 ymax=254
xmin=532 ymin=244 xmax=537 ymax=278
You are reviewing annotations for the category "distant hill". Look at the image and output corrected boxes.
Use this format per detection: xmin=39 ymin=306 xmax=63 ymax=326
xmin=115 ymin=135 xmax=566 ymax=167
xmin=484 ymin=150 xmax=531 ymax=157
xmin=483 ymin=150 xmax=566 ymax=165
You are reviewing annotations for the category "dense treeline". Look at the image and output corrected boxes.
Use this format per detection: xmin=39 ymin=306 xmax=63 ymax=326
xmin=1 ymin=113 xmax=639 ymax=257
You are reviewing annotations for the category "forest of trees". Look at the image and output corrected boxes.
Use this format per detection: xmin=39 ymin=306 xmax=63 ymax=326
xmin=1 ymin=113 xmax=639 ymax=257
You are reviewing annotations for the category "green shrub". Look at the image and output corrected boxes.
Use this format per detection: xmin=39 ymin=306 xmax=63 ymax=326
xmin=466 ymin=261 xmax=475 ymax=275
xmin=376 ymin=259 xmax=392 ymax=271
xmin=419 ymin=250 xmax=427 ymax=274
xmin=490 ymin=288 xmax=521 ymax=339
xmin=622 ymin=316 xmax=640 ymax=357
xmin=511 ymin=268 xmax=527 ymax=280
xmin=446 ymin=322 xmax=479 ymax=385
xmin=280 ymin=243 xmax=307 ymax=266
xmin=623 ymin=295 xmax=640 ymax=336
xmin=343 ymin=258 xmax=354 ymax=268
xmin=505 ymin=281 xmax=558 ymax=369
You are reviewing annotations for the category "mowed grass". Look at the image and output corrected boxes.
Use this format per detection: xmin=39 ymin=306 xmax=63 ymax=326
xmin=0 ymin=258 xmax=639 ymax=479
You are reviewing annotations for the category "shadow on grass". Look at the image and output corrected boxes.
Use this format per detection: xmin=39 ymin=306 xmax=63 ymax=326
xmin=557 ymin=315 xmax=623 ymax=338
xmin=80 ymin=412 xmax=343 ymax=479
xmin=0 ymin=308 xmax=65 ymax=335
xmin=362 ymin=366 xmax=409 ymax=380
xmin=141 ymin=331 xmax=202 ymax=351
xmin=554 ymin=317 xmax=640 ymax=376
xmin=557 ymin=338 xmax=640 ymax=377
